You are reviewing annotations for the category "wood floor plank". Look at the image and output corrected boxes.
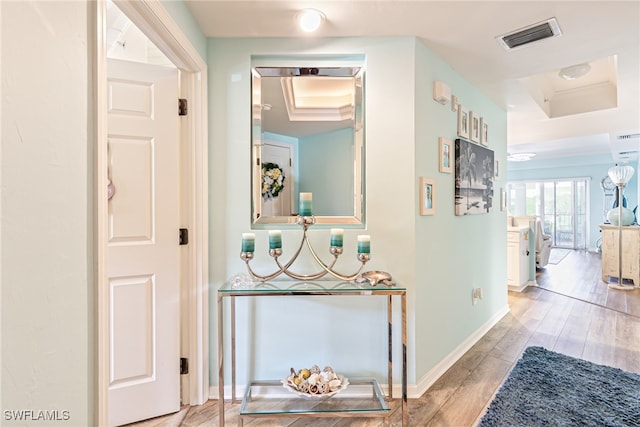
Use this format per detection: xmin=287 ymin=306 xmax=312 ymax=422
xmin=582 ymin=305 xmax=619 ymax=368
xmin=426 ymin=355 xmax=512 ymax=427
xmin=552 ymin=299 xmax=593 ymax=358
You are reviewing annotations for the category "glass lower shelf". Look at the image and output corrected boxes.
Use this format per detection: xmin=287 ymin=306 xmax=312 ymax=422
xmin=240 ymin=378 xmax=389 ymax=417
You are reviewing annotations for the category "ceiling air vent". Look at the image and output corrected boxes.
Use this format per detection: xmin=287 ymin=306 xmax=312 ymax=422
xmin=616 ymin=133 xmax=640 ymax=142
xmin=611 ymin=132 xmax=640 ymax=162
xmin=497 ymin=18 xmax=562 ymax=50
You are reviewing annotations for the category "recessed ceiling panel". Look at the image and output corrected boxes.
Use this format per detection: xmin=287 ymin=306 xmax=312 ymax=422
xmin=520 ymin=55 xmax=618 ymax=118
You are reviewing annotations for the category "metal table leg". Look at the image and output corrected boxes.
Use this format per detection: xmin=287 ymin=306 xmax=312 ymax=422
xmin=387 ymin=295 xmax=393 ymax=399
xmin=402 ymin=293 xmax=407 ymax=427
xmin=217 ymin=294 xmax=224 ymax=427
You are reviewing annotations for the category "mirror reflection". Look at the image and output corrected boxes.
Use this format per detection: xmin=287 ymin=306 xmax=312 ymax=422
xmin=251 ymin=64 xmax=365 ymax=225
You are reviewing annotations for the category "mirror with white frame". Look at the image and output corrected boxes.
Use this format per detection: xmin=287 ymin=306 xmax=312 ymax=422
xmin=251 ymin=62 xmax=365 ymax=225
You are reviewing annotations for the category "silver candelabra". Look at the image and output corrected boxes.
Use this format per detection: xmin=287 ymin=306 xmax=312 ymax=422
xmin=240 ymin=216 xmax=370 ymax=282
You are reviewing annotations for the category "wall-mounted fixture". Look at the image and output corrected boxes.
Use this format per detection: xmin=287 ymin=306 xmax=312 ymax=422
xmin=433 ymin=81 xmax=451 ymax=105
xmin=297 ymin=9 xmax=325 ymax=32
xmin=251 ymin=60 xmax=366 ymax=226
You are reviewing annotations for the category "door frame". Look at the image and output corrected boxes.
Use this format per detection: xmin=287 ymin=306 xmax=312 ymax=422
xmin=94 ymin=1 xmax=209 ymax=425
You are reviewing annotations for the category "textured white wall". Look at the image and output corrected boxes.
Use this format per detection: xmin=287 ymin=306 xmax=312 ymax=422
xmin=1 ymin=1 xmax=93 ymax=424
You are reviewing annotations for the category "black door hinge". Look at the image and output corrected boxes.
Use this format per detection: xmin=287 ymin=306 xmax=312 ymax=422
xmin=180 ymin=357 xmax=189 ymax=375
xmin=179 ymin=228 xmax=189 ymax=245
xmin=178 ymin=98 xmax=188 ymax=116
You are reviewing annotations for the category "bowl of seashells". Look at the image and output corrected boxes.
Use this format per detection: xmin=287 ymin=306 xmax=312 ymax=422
xmin=282 ymin=365 xmax=348 ymax=399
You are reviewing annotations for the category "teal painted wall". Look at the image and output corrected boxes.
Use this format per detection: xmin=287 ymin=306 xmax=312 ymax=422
xmin=208 ymin=36 xmax=417 ymax=388
xmin=299 ymin=128 xmax=354 ymax=216
xmin=507 ymin=155 xmax=638 ymax=250
xmin=413 ymin=41 xmax=508 ymax=381
xmin=207 ymin=36 xmax=508 ymax=392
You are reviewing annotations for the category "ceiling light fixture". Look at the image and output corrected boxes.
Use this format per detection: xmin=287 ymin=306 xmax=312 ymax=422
xmin=507 ymin=152 xmax=537 ymax=162
xmin=558 ymin=62 xmax=591 ymax=80
xmin=298 ymin=9 xmax=325 ymax=33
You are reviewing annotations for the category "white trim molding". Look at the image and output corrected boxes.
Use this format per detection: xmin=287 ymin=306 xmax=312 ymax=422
xmin=412 ymin=304 xmax=511 ymax=398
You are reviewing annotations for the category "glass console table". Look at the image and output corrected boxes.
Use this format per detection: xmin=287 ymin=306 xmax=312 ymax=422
xmin=217 ymin=280 xmax=407 ymax=426
xmin=239 ymin=379 xmax=390 ymax=426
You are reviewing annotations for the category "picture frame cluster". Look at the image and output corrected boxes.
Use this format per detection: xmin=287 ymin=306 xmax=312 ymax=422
xmin=427 ymin=84 xmax=496 ymax=217
xmin=457 ymin=105 xmax=489 ymax=146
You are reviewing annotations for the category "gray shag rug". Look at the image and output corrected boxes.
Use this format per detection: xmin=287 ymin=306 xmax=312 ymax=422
xmin=479 ymin=346 xmax=640 ymax=426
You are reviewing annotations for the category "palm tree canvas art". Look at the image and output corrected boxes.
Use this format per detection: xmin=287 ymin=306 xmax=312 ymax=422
xmin=455 ymin=138 xmax=494 ymax=215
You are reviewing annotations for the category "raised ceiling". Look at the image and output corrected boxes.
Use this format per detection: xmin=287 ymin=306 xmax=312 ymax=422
xmin=184 ymin=0 xmax=640 ymax=161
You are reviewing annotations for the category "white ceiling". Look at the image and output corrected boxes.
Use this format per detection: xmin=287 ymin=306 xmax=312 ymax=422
xmin=184 ymin=0 xmax=640 ymax=161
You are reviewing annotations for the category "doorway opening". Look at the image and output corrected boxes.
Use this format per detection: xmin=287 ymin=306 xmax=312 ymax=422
xmin=507 ymin=178 xmax=590 ymax=249
xmin=95 ymin=1 xmax=209 ymax=426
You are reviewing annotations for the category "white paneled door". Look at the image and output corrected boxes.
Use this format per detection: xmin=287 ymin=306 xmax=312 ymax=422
xmin=107 ymin=59 xmax=180 ymax=426
xmin=261 ymin=142 xmax=293 ymax=216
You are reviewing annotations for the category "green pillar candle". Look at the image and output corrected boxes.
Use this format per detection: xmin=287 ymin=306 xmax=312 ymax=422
xmin=241 ymin=233 xmax=255 ymax=253
xmin=330 ymin=228 xmax=344 ymax=247
xmin=299 ymin=192 xmax=313 ymax=216
xmin=357 ymin=235 xmax=371 ymax=254
xmin=268 ymin=230 xmax=282 ymax=249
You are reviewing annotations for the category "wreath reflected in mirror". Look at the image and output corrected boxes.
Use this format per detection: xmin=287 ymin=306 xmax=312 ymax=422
xmin=262 ymin=162 xmax=285 ymax=200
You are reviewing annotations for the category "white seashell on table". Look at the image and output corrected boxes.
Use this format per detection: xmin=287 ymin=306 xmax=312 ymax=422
xmin=283 ymin=365 xmax=348 ymax=399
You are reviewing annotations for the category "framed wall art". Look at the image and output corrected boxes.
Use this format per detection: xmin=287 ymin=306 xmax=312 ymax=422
xmin=480 ymin=117 xmax=489 ymax=146
xmin=454 ymin=138 xmax=494 ymax=216
xmin=420 ymin=177 xmax=435 ymax=215
xmin=438 ymin=137 xmax=453 ymax=173
xmin=457 ymin=106 xmax=469 ymax=139
xmin=469 ymin=111 xmax=480 ymax=143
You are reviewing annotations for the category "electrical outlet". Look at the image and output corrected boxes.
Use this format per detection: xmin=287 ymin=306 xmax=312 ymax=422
xmin=472 ymin=288 xmax=483 ymax=305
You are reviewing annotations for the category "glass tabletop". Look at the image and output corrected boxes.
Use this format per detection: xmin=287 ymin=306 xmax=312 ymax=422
xmin=240 ymin=379 xmax=389 ymax=416
xmin=219 ymin=278 xmax=405 ymax=294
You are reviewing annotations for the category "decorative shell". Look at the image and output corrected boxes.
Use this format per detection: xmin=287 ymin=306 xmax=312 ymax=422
xmin=283 ymin=365 xmax=348 ymax=399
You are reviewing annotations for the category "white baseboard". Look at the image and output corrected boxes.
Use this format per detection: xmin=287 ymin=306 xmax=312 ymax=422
xmin=508 ymin=280 xmax=537 ymax=293
xmin=209 ymin=304 xmax=512 ymax=400
xmin=412 ymin=303 xmax=511 ymax=398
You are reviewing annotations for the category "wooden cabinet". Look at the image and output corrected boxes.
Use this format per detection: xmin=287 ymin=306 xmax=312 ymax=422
xmin=600 ymin=224 xmax=640 ymax=285
xmin=507 ymin=227 xmax=530 ymax=291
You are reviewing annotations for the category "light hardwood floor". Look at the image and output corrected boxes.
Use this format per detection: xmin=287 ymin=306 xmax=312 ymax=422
xmin=536 ymin=249 xmax=640 ymax=318
xmin=128 ymin=251 xmax=640 ymax=427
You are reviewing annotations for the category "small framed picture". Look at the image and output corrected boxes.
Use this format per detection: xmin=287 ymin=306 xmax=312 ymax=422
xmin=438 ymin=137 xmax=453 ymax=173
xmin=457 ymin=106 xmax=469 ymax=139
xmin=494 ymin=159 xmax=500 ymax=179
xmin=420 ymin=177 xmax=435 ymax=215
xmin=469 ymin=111 xmax=480 ymax=143
xmin=500 ymin=188 xmax=507 ymax=211
xmin=480 ymin=117 xmax=489 ymax=146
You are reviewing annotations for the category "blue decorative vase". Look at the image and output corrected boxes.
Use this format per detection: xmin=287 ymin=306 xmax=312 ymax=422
xmin=607 ymin=207 xmax=635 ymax=226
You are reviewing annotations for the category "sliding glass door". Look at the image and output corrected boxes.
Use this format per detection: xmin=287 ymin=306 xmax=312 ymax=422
xmin=508 ymin=178 xmax=589 ymax=249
